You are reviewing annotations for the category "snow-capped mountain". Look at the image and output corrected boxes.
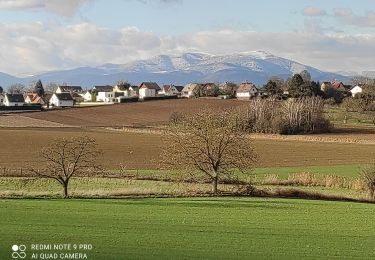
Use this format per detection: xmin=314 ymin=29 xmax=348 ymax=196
xmin=0 ymin=51 xmax=350 ymax=89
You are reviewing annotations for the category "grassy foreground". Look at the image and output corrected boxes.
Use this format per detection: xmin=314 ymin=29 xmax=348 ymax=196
xmin=1 ymin=198 xmax=375 ymax=259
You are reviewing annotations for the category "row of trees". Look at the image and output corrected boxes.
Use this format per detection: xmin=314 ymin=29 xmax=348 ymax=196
xmin=190 ymin=83 xmax=237 ymax=97
xmin=5 ymin=80 xmax=48 ymax=94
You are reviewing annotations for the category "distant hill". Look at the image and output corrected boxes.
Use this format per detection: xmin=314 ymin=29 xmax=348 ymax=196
xmin=0 ymin=51 xmax=351 ymax=89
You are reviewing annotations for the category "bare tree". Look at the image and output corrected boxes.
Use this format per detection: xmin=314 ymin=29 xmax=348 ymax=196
xmin=45 ymin=82 xmax=59 ymax=93
xmin=8 ymin=83 xmax=26 ymax=94
xmin=30 ymin=136 xmax=101 ymax=198
xmin=161 ymin=109 xmax=257 ymax=194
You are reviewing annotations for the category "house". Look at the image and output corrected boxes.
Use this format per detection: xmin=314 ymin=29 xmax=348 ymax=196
xmin=350 ymin=85 xmax=363 ymax=97
xmin=56 ymin=85 xmax=83 ymax=94
xmin=24 ymin=93 xmax=52 ymax=107
xmin=96 ymin=91 xmax=120 ymax=103
xmin=0 ymin=93 xmax=4 ymax=106
xmin=128 ymin=86 xmax=139 ymax=97
xmin=80 ymin=90 xmax=93 ymax=102
xmin=158 ymin=84 xmax=184 ymax=96
xmin=71 ymin=92 xmax=85 ymax=103
xmin=202 ymin=83 xmax=219 ymax=96
xmin=42 ymin=94 xmax=53 ymax=107
xmin=4 ymin=94 xmax=25 ymax=106
xmin=320 ymin=82 xmax=332 ymax=92
xmin=24 ymin=93 xmax=36 ymax=104
xmin=139 ymin=82 xmax=161 ymax=99
xmin=331 ymin=80 xmax=347 ymax=91
xmin=50 ymin=93 xmax=74 ymax=107
xmin=181 ymin=83 xmax=200 ymax=98
xmin=24 ymin=93 xmax=43 ymax=105
xmin=113 ymin=84 xmax=139 ymax=97
xmin=92 ymin=85 xmax=113 ymax=93
xmin=236 ymin=82 xmax=258 ymax=99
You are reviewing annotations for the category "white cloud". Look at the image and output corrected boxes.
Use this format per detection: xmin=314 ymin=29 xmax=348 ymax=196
xmin=0 ymin=22 xmax=374 ymax=75
xmin=0 ymin=0 xmax=91 ymax=16
xmin=302 ymin=6 xmax=327 ymax=17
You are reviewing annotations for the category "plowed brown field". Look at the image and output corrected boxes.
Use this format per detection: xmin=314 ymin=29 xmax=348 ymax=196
xmin=0 ymin=128 xmax=374 ymax=170
xmin=22 ymin=99 xmax=247 ymax=127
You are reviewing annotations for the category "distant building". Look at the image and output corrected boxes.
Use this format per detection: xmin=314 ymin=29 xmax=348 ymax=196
xmin=97 ymin=92 xmax=124 ymax=103
xmin=0 ymin=93 xmax=4 ymax=106
xmin=236 ymin=82 xmax=258 ymax=99
xmin=50 ymin=93 xmax=74 ymax=107
xmin=181 ymin=83 xmax=200 ymax=98
xmin=92 ymin=85 xmax=113 ymax=93
xmin=159 ymin=84 xmax=184 ymax=96
xmin=24 ymin=93 xmax=51 ymax=106
xmin=71 ymin=92 xmax=85 ymax=103
xmin=113 ymin=84 xmax=139 ymax=97
xmin=56 ymin=85 xmax=83 ymax=94
xmin=202 ymin=83 xmax=218 ymax=96
xmin=350 ymin=85 xmax=363 ymax=97
xmin=4 ymin=94 xmax=25 ymax=106
xmin=331 ymin=80 xmax=347 ymax=91
xmin=80 ymin=90 xmax=93 ymax=102
xmin=139 ymin=82 xmax=160 ymax=99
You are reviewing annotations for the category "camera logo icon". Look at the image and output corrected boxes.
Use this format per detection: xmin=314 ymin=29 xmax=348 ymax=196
xmin=12 ymin=244 xmax=26 ymax=259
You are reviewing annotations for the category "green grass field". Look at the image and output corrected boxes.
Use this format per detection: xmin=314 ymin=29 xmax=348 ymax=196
xmin=0 ymin=164 xmax=369 ymax=199
xmin=324 ymin=106 xmax=375 ymax=127
xmin=0 ymin=198 xmax=375 ymax=259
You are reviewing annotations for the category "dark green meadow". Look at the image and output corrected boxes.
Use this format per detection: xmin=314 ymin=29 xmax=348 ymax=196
xmin=1 ymin=198 xmax=375 ymax=259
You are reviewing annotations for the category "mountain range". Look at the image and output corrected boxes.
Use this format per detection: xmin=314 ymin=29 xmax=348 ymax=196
xmin=0 ymin=51 xmax=352 ymax=89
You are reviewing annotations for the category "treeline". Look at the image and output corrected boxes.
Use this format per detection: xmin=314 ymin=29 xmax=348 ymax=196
xmin=172 ymin=96 xmax=330 ymax=135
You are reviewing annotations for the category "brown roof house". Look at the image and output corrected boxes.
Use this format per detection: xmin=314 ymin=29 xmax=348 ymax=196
xmin=202 ymin=83 xmax=219 ymax=97
xmin=24 ymin=93 xmax=52 ymax=106
xmin=236 ymin=82 xmax=258 ymax=99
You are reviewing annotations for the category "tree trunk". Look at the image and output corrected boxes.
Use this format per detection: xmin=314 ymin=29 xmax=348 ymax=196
xmin=212 ymin=177 xmax=218 ymax=194
xmin=63 ymin=182 xmax=69 ymax=198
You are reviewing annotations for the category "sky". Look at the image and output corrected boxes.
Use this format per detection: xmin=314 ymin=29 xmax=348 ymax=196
xmin=0 ymin=0 xmax=374 ymax=75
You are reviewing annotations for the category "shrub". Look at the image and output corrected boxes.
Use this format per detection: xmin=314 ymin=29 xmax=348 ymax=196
xmin=237 ymin=97 xmax=331 ymax=135
xmin=361 ymin=164 xmax=375 ymax=199
xmin=286 ymin=172 xmax=317 ymax=186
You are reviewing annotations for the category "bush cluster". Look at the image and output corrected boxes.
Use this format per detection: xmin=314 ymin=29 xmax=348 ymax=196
xmin=237 ymin=97 xmax=331 ymax=134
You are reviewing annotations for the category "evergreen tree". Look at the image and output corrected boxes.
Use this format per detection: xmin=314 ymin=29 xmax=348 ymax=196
xmin=263 ymin=80 xmax=282 ymax=96
xmin=300 ymin=70 xmax=312 ymax=83
xmin=287 ymin=74 xmax=305 ymax=97
xmin=34 ymin=79 xmax=45 ymax=97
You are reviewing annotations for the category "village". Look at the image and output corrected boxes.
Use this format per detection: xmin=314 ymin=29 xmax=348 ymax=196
xmin=0 ymin=78 xmax=365 ymax=109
